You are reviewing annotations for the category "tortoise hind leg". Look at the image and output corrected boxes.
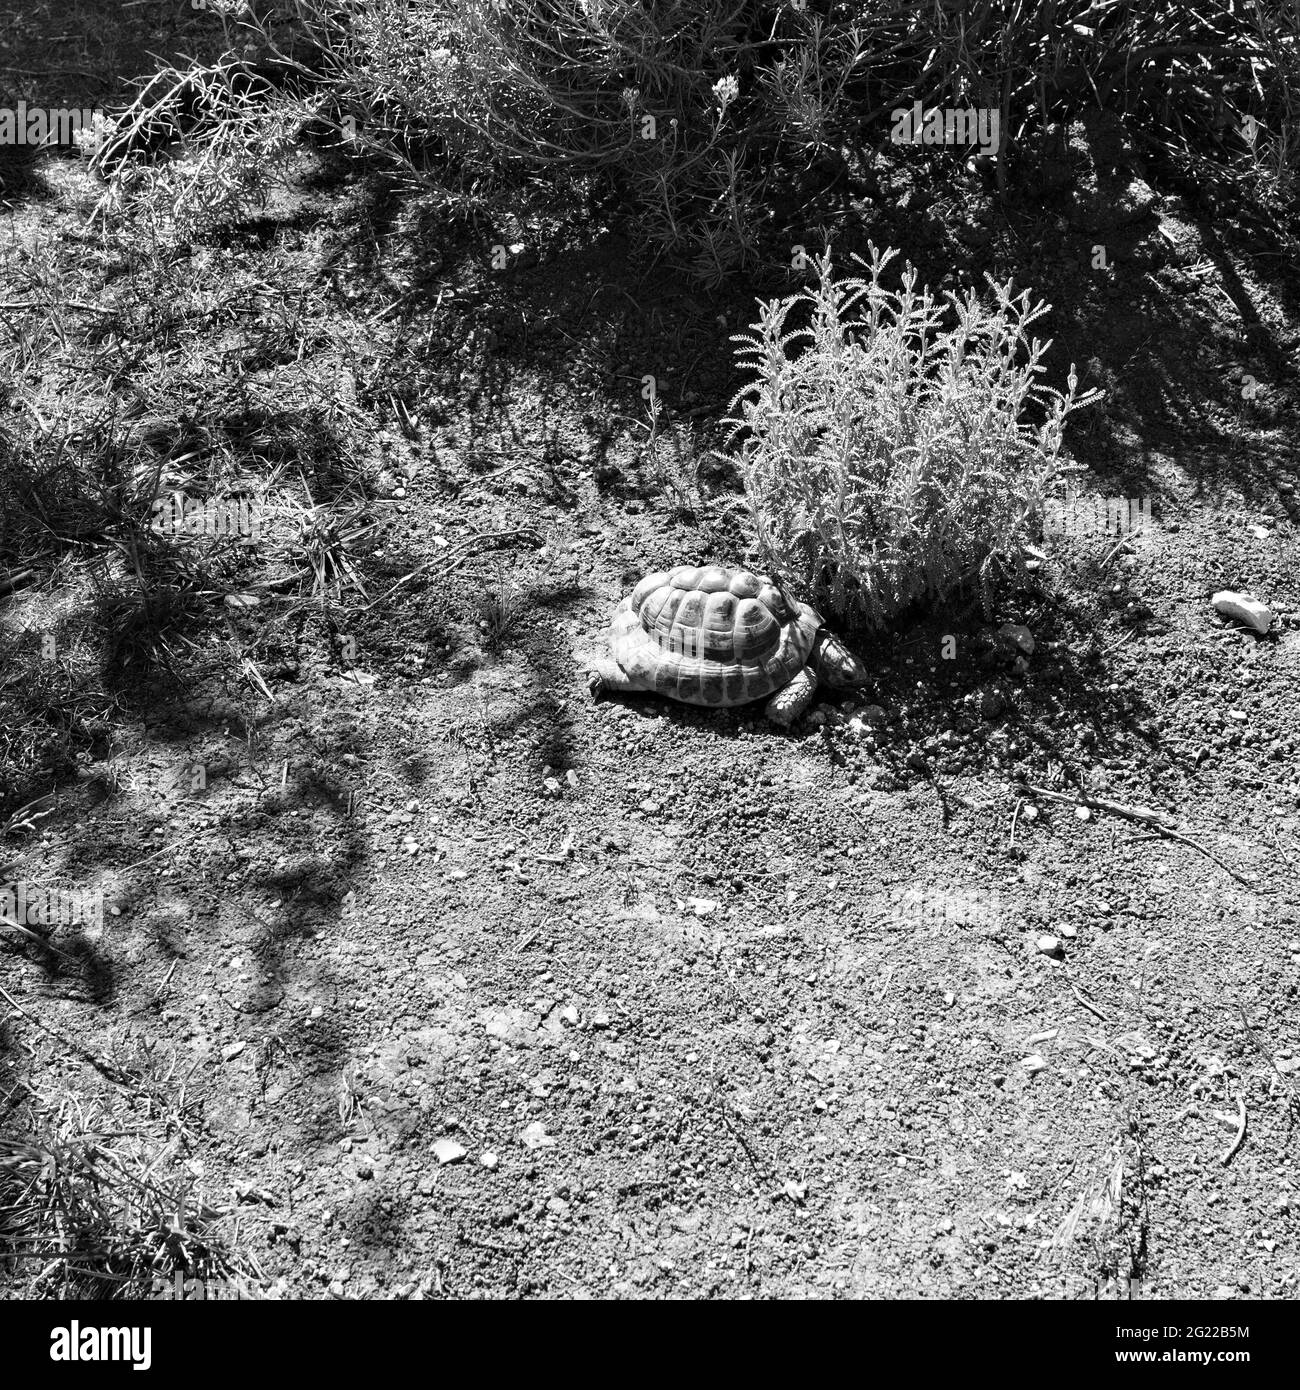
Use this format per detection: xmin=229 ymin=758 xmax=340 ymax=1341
xmin=589 ymin=659 xmax=640 ymax=700
xmin=765 ymin=665 xmax=818 ymax=728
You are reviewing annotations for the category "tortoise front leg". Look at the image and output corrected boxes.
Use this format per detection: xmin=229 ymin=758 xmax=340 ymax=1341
xmin=589 ymin=659 xmax=639 ymax=700
xmin=765 ymin=664 xmax=818 ymax=728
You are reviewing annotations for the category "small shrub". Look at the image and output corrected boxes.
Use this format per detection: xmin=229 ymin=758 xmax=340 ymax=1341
xmin=726 ymin=245 xmax=1100 ymax=630
xmin=637 ymin=396 xmax=700 ymax=518
xmin=77 ymin=3 xmax=1300 ymax=265
xmin=332 ymin=0 xmax=865 ymax=283
xmin=477 ymin=557 xmax=524 ymax=651
xmin=84 ymin=63 xmax=304 ymax=244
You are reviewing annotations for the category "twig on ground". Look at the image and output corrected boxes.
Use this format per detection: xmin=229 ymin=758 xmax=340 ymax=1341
xmin=0 ymin=66 xmax=111 ymax=81
xmin=0 ymin=300 xmax=115 ymax=314
xmin=130 ymin=959 xmax=181 ymax=1016
xmin=0 ymin=982 xmax=139 ymax=1086
xmin=1270 ymin=827 xmax=1296 ymax=871
xmin=1237 ymin=1006 xmax=1299 ymax=1100
xmin=914 ymin=757 xmax=950 ymax=826
xmin=1099 ymin=534 xmax=1134 ymax=569
xmin=1220 ymin=1094 xmax=1246 ymax=1166
xmin=364 ymin=528 xmax=541 ymax=611
xmin=1019 ymin=784 xmax=1266 ymax=890
xmin=116 ymin=830 xmax=201 ymax=873
xmin=0 ymin=568 xmax=36 ymax=595
xmin=0 ymin=913 xmax=81 ymax=964
xmin=242 ymin=657 xmax=274 ymax=701
xmin=457 ymin=1229 xmax=522 ymax=1256
xmin=0 ymin=795 xmax=56 ymax=837
xmin=717 ymin=1104 xmax=771 ymax=1187
xmin=1071 ymin=984 xmax=1110 ymax=1023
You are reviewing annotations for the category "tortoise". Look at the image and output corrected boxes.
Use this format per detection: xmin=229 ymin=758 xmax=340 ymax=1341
xmin=588 ymin=564 xmax=868 ymax=726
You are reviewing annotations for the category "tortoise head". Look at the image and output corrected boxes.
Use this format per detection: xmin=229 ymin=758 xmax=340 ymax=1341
xmin=811 ymin=628 xmax=868 ymax=688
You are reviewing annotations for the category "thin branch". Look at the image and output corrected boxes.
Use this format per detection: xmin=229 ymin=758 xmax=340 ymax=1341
xmin=364 ymin=527 xmax=541 ymax=612
xmin=1019 ymin=784 xmax=1267 ymax=891
xmin=1220 ymin=1094 xmax=1246 ymax=1167
xmin=0 ymin=983 xmax=139 ymax=1087
xmin=0 ymin=66 xmax=113 ymax=82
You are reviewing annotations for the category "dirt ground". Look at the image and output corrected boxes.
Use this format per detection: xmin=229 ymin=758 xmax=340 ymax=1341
xmin=2 ymin=6 xmax=1299 ymax=1303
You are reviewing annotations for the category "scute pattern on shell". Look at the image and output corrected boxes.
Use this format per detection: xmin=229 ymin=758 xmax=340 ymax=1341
xmin=609 ymin=564 xmax=821 ymax=707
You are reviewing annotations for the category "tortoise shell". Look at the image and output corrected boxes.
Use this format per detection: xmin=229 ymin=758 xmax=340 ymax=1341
xmin=608 ymin=564 xmax=822 ymax=707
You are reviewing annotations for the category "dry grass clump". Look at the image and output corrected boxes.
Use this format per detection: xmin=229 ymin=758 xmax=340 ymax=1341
xmin=0 ymin=1047 xmax=261 ymax=1300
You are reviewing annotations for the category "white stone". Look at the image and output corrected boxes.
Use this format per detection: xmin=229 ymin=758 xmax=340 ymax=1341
xmin=1212 ymin=590 xmax=1274 ymax=635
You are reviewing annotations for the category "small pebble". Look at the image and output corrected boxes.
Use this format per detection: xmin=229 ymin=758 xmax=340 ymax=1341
xmin=1211 ymin=590 xmax=1274 ymax=635
xmin=1022 ymin=1054 xmax=1048 ymax=1073
xmin=1036 ymin=934 xmax=1062 ymax=955
xmin=520 ymin=1121 xmax=555 ymax=1150
xmin=1059 ymin=923 xmax=1077 ymax=939
xmin=639 ymin=799 xmax=659 ymax=814
xmin=481 ymin=1152 xmax=499 ymax=1170
xmin=998 ymin=622 xmax=1035 ymax=656
xmin=433 ymin=1138 xmax=467 ymax=1165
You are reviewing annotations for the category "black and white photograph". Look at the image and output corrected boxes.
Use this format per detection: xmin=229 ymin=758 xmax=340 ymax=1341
xmin=0 ymin=0 xmax=1296 ymax=1354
